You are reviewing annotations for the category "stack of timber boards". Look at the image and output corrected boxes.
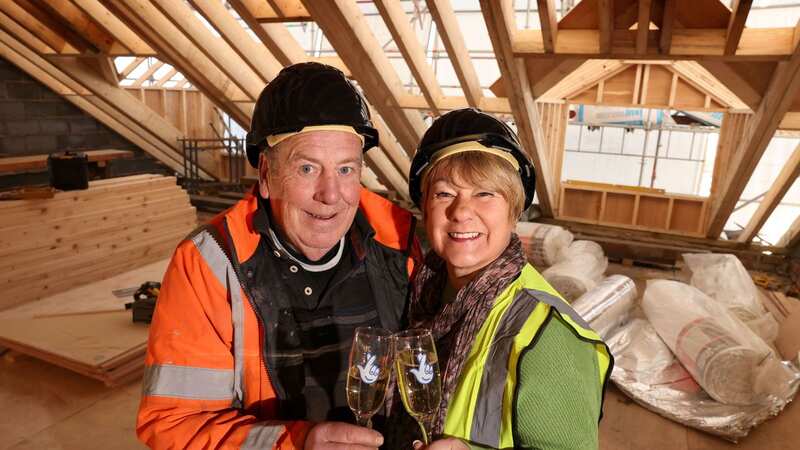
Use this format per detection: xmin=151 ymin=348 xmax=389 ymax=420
xmin=0 ymin=259 xmax=170 ymax=386
xmin=0 ymin=174 xmax=196 ymax=311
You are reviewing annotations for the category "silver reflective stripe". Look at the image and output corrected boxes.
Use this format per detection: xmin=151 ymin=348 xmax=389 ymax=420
xmin=241 ymin=422 xmax=285 ymax=449
xmin=522 ymin=289 xmax=592 ymax=330
xmin=142 ymin=364 xmax=234 ymax=400
xmin=191 ymin=227 xmax=246 ymax=408
xmin=470 ymin=289 xmax=541 ymax=448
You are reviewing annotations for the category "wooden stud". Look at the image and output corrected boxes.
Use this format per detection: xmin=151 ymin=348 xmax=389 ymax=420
xmin=636 ymin=0 xmax=652 ymax=54
xmin=537 ymin=0 xmax=558 ymax=53
xmin=668 ymin=71 xmax=678 ymax=106
xmin=725 ymin=0 xmax=753 ymax=56
xmin=640 ymin=64 xmax=651 ymax=104
xmin=597 ymin=0 xmax=613 ymax=54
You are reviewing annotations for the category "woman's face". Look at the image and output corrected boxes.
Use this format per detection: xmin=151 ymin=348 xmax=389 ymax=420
xmin=424 ymin=176 xmax=514 ymax=284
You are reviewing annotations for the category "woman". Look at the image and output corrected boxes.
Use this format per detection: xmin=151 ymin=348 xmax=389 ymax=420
xmin=391 ymin=108 xmax=613 ymax=450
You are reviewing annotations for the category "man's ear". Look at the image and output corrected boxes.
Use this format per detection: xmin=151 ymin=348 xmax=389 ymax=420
xmin=258 ymin=152 xmax=270 ymax=198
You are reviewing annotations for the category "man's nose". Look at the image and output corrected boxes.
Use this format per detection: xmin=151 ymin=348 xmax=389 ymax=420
xmin=314 ymin=171 xmax=342 ymax=205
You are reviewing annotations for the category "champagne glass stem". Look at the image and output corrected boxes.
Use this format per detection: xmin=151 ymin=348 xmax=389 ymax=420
xmin=417 ymin=416 xmax=434 ymax=445
xmin=356 ymin=414 xmax=373 ymax=429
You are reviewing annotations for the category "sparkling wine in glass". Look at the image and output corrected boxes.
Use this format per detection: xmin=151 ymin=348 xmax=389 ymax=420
xmin=393 ymin=328 xmax=442 ymax=445
xmin=346 ymin=326 xmax=393 ymax=428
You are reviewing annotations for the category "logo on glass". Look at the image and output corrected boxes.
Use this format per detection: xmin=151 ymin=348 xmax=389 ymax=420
xmin=410 ymin=353 xmax=434 ymax=384
xmin=357 ymin=352 xmax=380 ymax=384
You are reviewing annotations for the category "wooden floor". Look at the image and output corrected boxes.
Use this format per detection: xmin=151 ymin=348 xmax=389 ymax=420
xmin=1 ymin=263 xmax=798 ymax=449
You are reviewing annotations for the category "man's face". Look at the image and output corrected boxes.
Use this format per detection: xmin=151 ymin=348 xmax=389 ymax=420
xmin=258 ymin=130 xmax=363 ymax=261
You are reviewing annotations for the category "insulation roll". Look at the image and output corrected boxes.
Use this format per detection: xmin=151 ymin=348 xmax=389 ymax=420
xmin=572 ymin=274 xmax=637 ymax=339
xmin=515 ymin=222 xmax=573 ymax=268
xmin=642 ymin=280 xmax=779 ymax=405
xmin=542 ymin=253 xmax=608 ymax=302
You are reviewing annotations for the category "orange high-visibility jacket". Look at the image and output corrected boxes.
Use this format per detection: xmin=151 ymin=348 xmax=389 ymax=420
xmin=137 ymin=188 xmax=420 ymax=449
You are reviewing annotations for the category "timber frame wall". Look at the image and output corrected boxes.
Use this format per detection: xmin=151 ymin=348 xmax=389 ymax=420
xmin=0 ymin=0 xmax=799 ymax=256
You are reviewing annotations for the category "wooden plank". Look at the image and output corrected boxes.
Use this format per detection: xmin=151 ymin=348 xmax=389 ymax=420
xmin=636 ymin=0 xmax=652 ymax=54
xmin=119 ymin=57 xmax=144 ymax=79
xmin=427 ymin=0 xmax=482 ymax=107
xmin=537 ymin=0 xmax=558 ymax=53
xmin=738 ymin=142 xmax=800 ymax=242
xmin=513 ymin=27 xmax=797 ymax=60
xmin=300 ymin=0 xmax=426 ymax=154
xmin=188 ymin=0 xmax=281 ymax=84
xmin=707 ymin=39 xmax=800 ymax=237
xmin=725 ymin=0 xmax=753 ymax=56
xmin=374 ymin=0 xmax=443 ymax=114
xmin=0 ymin=149 xmax=134 ymax=174
xmin=70 ymin=0 xmax=155 ymax=56
xmin=481 ymin=0 xmax=555 ymax=216
xmin=153 ymin=67 xmax=177 ymax=88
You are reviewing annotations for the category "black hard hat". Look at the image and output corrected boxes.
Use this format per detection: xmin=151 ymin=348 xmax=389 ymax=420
xmin=245 ymin=62 xmax=379 ymax=168
xmin=409 ymin=108 xmax=536 ymax=209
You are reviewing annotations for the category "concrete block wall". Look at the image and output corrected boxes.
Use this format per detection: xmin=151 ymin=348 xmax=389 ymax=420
xmin=0 ymin=56 xmax=167 ymax=187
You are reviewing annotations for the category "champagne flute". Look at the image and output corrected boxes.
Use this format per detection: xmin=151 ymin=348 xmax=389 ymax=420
xmin=346 ymin=326 xmax=393 ymax=428
xmin=393 ymin=328 xmax=442 ymax=445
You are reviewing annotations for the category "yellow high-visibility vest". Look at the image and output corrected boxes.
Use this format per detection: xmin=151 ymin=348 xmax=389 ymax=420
xmin=442 ymin=264 xmax=612 ymax=448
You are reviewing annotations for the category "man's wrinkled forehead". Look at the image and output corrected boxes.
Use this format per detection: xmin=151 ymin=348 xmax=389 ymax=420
xmin=274 ymin=131 xmax=364 ymax=164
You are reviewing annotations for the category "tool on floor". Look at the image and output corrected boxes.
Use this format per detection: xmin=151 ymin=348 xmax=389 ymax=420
xmin=125 ymin=281 xmax=161 ymax=324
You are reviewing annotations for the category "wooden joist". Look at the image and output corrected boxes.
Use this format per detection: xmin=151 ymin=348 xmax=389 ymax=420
xmin=726 ymin=0 xmax=753 ymax=56
xmin=70 ymin=0 xmax=155 ymax=56
xmin=537 ymin=0 xmax=558 ymax=54
xmin=481 ymin=0 xmax=556 ymax=216
xmin=636 ymin=0 xmax=652 ymax=55
xmin=706 ymin=39 xmax=800 ymax=237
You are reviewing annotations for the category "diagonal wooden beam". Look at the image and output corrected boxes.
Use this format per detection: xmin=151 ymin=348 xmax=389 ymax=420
xmin=300 ymin=0 xmax=426 ymax=154
xmin=725 ymin=0 xmax=752 ymax=56
xmin=706 ymin=40 xmax=800 ymax=237
xmin=697 ymin=60 xmax=762 ymax=110
xmin=427 ymin=0 xmax=482 ymax=107
xmin=92 ymin=55 xmax=119 ymax=85
xmin=154 ymin=67 xmax=177 ymax=88
xmin=636 ymin=0 xmax=653 ymax=54
xmin=0 ymin=8 xmax=55 ymax=54
xmin=188 ymin=0 xmax=281 ymax=85
xmin=35 ymin=0 xmax=128 ymax=55
xmin=597 ymin=0 xmax=614 ymax=54
xmin=131 ymin=60 xmax=164 ymax=88
xmin=480 ymin=0 xmax=555 ymax=216
xmin=778 ymin=215 xmax=800 ymax=248
xmin=70 ymin=0 xmax=155 ymax=56
xmin=149 ymin=0 xmax=263 ymax=101
xmin=738 ymin=142 xmax=800 ymax=243
xmin=0 ymin=28 xmax=215 ymax=178
xmin=13 ymin=0 xmax=96 ymax=53
xmin=102 ymin=0 xmax=251 ymax=126
xmin=0 ymin=1 xmax=78 ymax=54
xmin=374 ymin=0 xmax=443 ymax=115
xmin=119 ymin=56 xmax=145 ymax=79
xmin=228 ymin=0 xmax=304 ymax=66
xmin=537 ymin=0 xmax=558 ymax=53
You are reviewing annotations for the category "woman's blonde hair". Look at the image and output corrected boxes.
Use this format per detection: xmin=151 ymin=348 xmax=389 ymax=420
xmin=421 ymin=151 xmax=525 ymax=220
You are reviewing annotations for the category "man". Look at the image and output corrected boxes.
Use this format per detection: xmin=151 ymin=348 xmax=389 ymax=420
xmin=137 ymin=63 xmax=420 ymax=449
